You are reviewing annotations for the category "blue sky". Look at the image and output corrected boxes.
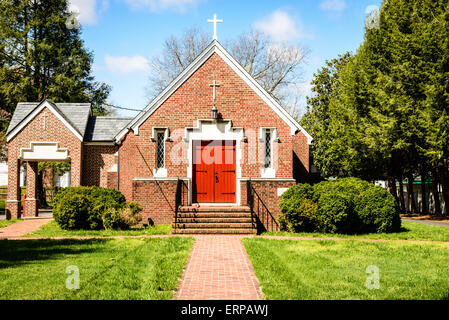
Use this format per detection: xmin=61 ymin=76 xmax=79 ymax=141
xmin=70 ymin=0 xmax=382 ymax=117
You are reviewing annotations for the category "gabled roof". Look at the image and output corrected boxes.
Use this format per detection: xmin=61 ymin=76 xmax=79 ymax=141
xmin=84 ymin=117 xmax=133 ymax=142
xmin=6 ymin=100 xmax=91 ymax=142
xmin=6 ymin=100 xmax=132 ymax=143
xmin=115 ymin=40 xmax=313 ymax=144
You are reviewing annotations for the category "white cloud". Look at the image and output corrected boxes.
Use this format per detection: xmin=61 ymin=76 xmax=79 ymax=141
xmin=253 ymin=10 xmax=302 ymax=43
xmin=123 ymin=0 xmax=200 ymax=12
xmin=365 ymin=5 xmax=379 ymax=14
xmin=105 ymin=55 xmax=150 ymax=74
xmin=68 ymin=0 xmax=199 ymax=25
xmin=320 ymin=0 xmax=346 ymax=14
xmin=69 ymin=0 xmax=98 ymax=24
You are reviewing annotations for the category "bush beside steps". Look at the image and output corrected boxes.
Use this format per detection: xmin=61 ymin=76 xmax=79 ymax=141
xmin=52 ymin=186 xmax=142 ymax=230
xmin=278 ymin=178 xmax=401 ymax=234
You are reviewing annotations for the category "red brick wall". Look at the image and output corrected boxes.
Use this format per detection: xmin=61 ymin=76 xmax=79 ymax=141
xmin=240 ymin=179 xmax=295 ymax=230
xmin=292 ymin=131 xmax=310 ymax=183
xmin=82 ymin=144 xmax=118 ymax=188
xmin=132 ymin=179 xmax=188 ymax=224
xmin=6 ymin=107 xmax=83 ymax=218
xmin=107 ymin=172 xmax=118 ymax=189
xmin=24 ymin=161 xmax=38 ymax=217
xmin=118 ymin=53 xmax=310 ymax=201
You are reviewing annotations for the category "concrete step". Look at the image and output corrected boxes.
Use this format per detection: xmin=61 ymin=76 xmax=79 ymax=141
xmin=172 ymin=228 xmax=257 ymax=235
xmin=175 ymin=217 xmax=254 ymax=223
xmin=179 ymin=206 xmax=251 ymax=213
xmin=174 ymin=206 xmax=257 ymax=235
xmin=177 ymin=212 xmax=252 ymax=218
xmin=174 ymin=222 xmax=254 ymax=229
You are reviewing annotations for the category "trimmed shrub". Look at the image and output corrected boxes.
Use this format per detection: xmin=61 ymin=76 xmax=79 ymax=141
xmin=316 ymin=191 xmax=353 ymax=233
xmin=279 ymin=184 xmax=315 ymax=232
xmin=52 ymin=186 xmax=134 ymax=230
xmin=53 ymin=186 xmax=125 ymax=210
xmin=312 ymin=178 xmax=371 ymax=233
xmin=313 ymin=178 xmax=371 ymax=203
xmin=279 ymin=178 xmax=401 ymax=234
xmin=354 ymin=186 xmax=401 ymax=233
xmin=102 ymin=207 xmax=123 ymax=230
xmin=53 ymin=193 xmax=93 ymax=230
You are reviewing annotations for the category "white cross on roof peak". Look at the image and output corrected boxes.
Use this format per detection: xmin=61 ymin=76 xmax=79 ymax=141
xmin=207 ymin=14 xmax=223 ymax=41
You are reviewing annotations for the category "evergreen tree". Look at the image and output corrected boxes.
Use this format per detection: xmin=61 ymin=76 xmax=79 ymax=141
xmin=0 ymin=0 xmax=111 ymax=115
xmin=303 ymin=0 xmax=449 ymax=214
xmin=300 ymin=53 xmax=353 ymax=177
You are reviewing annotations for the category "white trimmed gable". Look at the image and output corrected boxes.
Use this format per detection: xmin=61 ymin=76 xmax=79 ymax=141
xmin=115 ymin=40 xmax=312 ymax=144
xmin=6 ymin=100 xmax=85 ymax=142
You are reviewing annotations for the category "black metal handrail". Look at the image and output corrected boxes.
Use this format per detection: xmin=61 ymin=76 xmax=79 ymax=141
xmin=246 ymin=180 xmax=279 ymax=233
xmin=174 ymin=179 xmax=188 ymax=233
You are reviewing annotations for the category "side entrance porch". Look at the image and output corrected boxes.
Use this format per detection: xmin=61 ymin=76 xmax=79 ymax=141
xmin=6 ymin=142 xmax=76 ymax=219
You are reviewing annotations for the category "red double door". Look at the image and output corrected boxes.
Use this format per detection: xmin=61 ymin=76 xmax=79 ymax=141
xmin=193 ymin=140 xmax=236 ymax=203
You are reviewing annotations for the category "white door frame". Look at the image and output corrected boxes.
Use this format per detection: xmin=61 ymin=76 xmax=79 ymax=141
xmin=184 ymin=119 xmax=245 ymax=205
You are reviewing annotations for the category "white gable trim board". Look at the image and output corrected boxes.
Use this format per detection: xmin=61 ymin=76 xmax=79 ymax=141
xmin=6 ymin=100 xmax=84 ymax=142
xmin=114 ymin=40 xmax=313 ymax=144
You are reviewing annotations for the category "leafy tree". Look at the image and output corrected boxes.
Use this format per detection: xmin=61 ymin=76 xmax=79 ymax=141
xmin=300 ymin=53 xmax=371 ymax=178
xmin=0 ymin=0 xmax=111 ymax=115
xmin=0 ymin=0 xmax=112 ymax=207
xmin=0 ymin=110 xmax=11 ymax=161
xmin=302 ymin=0 xmax=449 ymax=214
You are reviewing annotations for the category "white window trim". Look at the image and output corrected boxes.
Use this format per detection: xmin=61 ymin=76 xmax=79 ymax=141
xmin=152 ymin=128 xmax=169 ymax=178
xmin=259 ymin=128 xmax=278 ymax=178
xmin=151 ymin=127 xmax=171 ymax=142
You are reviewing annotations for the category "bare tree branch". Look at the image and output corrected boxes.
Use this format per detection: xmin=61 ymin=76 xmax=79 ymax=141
xmin=146 ymin=27 xmax=308 ymax=117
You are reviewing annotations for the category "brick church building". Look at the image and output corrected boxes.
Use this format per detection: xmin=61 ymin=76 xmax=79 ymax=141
xmin=5 ymin=40 xmax=312 ymax=234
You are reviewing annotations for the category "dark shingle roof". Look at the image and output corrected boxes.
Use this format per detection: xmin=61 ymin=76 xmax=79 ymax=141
xmin=84 ymin=117 xmax=133 ymax=142
xmin=6 ymin=101 xmax=91 ymax=137
xmin=6 ymin=102 xmax=40 ymax=135
xmin=6 ymin=100 xmax=131 ymax=142
xmin=56 ymin=103 xmax=91 ymax=137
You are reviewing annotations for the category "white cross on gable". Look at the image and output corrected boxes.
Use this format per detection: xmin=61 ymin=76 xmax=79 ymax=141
xmin=209 ymin=80 xmax=221 ymax=101
xmin=42 ymin=112 xmax=48 ymax=131
xmin=207 ymin=14 xmax=223 ymax=41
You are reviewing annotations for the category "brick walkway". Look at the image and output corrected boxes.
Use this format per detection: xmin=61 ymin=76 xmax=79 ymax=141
xmin=0 ymin=218 xmax=52 ymax=239
xmin=175 ymin=235 xmax=263 ymax=300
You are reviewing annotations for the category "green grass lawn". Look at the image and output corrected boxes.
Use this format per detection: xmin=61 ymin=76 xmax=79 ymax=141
xmin=0 ymin=219 xmax=21 ymax=228
xmin=0 ymin=237 xmax=194 ymax=299
xmin=0 ymin=199 xmax=21 ymax=228
xmin=264 ymin=220 xmax=449 ymax=242
xmin=24 ymin=220 xmax=171 ymax=237
xmin=243 ymin=238 xmax=449 ymax=300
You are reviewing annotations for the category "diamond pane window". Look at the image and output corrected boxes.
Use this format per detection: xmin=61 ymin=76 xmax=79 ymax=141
xmin=264 ymin=130 xmax=272 ymax=168
xmin=156 ymin=131 xmax=165 ymax=169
